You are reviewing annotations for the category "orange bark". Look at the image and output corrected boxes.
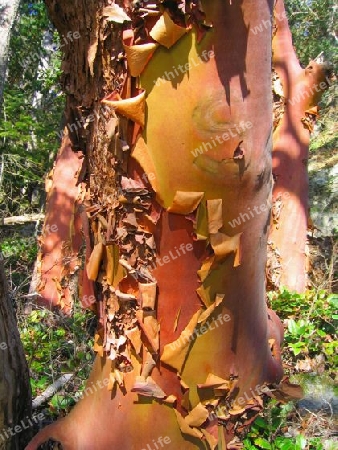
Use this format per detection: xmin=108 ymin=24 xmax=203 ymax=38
xmin=268 ymin=0 xmax=330 ymax=292
xmin=27 ymin=1 xmax=288 ymax=448
xmin=34 ymin=134 xmax=87 ymax=313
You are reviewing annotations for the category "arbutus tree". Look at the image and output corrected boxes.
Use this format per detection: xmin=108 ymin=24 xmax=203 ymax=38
xmin=267 ymin=0 xmax=331 ymax=293
xmin=25 ymin=0 xmax=306 ymax=449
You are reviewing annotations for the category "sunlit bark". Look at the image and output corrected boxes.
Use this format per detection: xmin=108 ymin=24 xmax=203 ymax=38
xmin=31 ymin=134 xmax=85 ymax=313
xmin=27 ymin=1 xmax=287 ymax=449
xmin=268 ymin=0 xmax=331 ymax=292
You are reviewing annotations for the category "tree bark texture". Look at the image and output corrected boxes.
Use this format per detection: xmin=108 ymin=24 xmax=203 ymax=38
xmin=0 ymin=254 xmax=32 ymax=449
xmin=27 ymin=1 xmax=290 ymax=448
xmin=267 ymin=0 xmax=331 ymax=293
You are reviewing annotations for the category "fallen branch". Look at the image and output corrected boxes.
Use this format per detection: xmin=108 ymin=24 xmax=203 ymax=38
xmin=1 ymin=213 xmax=45 ymax=226
xmin=32 ymin=373 xmax=73 ymax=409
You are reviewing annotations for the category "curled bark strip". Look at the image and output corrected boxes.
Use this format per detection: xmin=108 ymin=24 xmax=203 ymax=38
xmin=35 ymin=134 xmax=85 ymax=314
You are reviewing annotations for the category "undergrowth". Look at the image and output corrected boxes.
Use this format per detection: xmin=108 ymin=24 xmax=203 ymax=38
xmin=243 ymin=289 xmax=337 ymax=449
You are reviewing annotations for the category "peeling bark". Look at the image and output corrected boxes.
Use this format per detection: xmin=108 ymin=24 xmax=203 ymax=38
xmin=33 ymin=134 xmax=85 ymax=313
xmin=28 ymin=1 xmax=287 ymax=448
xmin=267 ymin=0 xmax=331 ymax=292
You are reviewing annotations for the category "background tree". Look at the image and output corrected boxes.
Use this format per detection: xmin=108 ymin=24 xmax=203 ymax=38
xmin=0 ymin=257 xmax=32 ymax=450
xmin=267 ymin=0 xmax=332 ymax=292
xmin=285 ymin=0 xmax=337 ymax=190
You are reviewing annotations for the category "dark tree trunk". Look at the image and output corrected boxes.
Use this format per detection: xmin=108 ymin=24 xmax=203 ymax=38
xmin=0 ymin=254 xmax=32 ymax=449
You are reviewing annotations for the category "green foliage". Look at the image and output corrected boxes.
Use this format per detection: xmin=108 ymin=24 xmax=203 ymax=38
xmin=19 ymin=307 xmax=96 ymax=416
xmin=268 ymin=289 xmax=337 ymax=372
xmin=242 ymin=289 xmax=338 ymax=449
xmin=1 ymin=235 xmax=37 ymax=262
xmin=309 ymin=84 xmax=337 ymax=153
xmin=0 ymin=0 xmax=64 ymax=216
xmin=285 ymin=0 xmax=337 ymax=69
xmin=1 ymin=234 xmax=38 ymax=293
xmin=243 ymin=401 xmax=325 ymax=449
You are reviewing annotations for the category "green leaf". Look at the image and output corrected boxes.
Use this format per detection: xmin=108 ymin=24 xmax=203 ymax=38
xmin=36 ymin=376 xmax=49 ymax=389
xmin=253 ymin=416 xmax=269 ymax=429
xmin=327 ymin=294 xmax=338 ymax=308
xmin=274 ymin=438 xmax=295 ymax=450
xmin=254 ymin=437 xmax=271 ymax=449
xmin=287 ymin=319 xmax=300 ymax=335
xmin=289 ymin=342 xmax=306 ymax=355
xmin=49 ymin=394 xmax=75 ymax=409
xmin=295 ymin=434 xmax=307 ymax=450
xmin=243 ymin=439 xmax=256 ymax=450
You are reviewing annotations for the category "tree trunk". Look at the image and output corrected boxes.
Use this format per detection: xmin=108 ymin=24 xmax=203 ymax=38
xmin=0 ymin=254 xmax=32 ymax=449
xmin=267 ymin=0 xmax=331 ymax=292
xmin=0 ymin=0 xmax=20 ymax=107
xmin=27 ymin=1 xmax=286 ymax=448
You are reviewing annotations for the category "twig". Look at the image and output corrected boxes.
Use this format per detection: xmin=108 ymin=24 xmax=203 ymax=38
xmin=32 ymin=373 xmax=73 ymax=409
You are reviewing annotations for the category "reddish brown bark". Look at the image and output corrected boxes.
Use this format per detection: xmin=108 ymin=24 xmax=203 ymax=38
xmin=34 ymin=134 xmax=86 ymax=313
xmin=26 ymin=1 xmax=289 ymax=449
xmin=268 ymin=0 xmax=330 ymax=292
